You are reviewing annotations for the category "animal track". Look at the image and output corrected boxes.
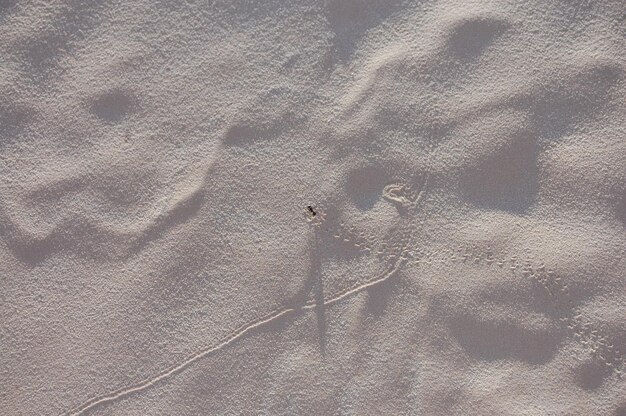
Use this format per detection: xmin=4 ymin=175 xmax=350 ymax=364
xmin=309 ymin=178 xmax=625 ymax=380
xmin=52 ymin=41 xmax=625 ymax=413
xmin=64 ymin=230 xmax=405 ymax=416
xmin=65 ymin=179 xmax=423 ymax=415
xmin=1 ymin=2 xmax=621 ymax=414
xmin=382 ymin=175 xmax=428 ymax=211
xmin=64 ymin=176 xmax=623 ymax=415
xmin=404 ymin=241 xmax=625 ymax=381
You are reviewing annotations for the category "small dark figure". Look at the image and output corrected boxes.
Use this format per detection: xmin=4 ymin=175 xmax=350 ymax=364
xmin=307 ymin=205 xmax=317 ymax=217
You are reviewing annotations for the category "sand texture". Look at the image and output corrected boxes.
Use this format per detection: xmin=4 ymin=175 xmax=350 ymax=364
xmin=1 ymin=1 xmax=625 ymax=415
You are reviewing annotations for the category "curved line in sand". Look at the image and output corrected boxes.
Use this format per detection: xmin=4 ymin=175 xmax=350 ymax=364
xmin=65 ymin=259 xmax=406 ymax=416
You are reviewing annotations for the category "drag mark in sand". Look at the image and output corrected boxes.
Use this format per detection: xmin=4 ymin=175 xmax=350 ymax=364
xmin=66 ymin=178 xmax=623 ymax=414
xmin=66 ymin=178 xmax=420 ymax=415
xmin=64 ymin=250 xmax=405 ymax=416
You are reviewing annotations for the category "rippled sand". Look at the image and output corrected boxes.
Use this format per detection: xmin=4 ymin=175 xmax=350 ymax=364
xmin=1 ymin=1 xmax=625 ymax=415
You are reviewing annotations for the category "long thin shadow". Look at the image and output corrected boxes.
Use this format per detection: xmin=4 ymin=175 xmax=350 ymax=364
xmin=310 ymin=231 xmax=326 ymax=355
xmin=64 ymin=254 xmax=406 ymax=416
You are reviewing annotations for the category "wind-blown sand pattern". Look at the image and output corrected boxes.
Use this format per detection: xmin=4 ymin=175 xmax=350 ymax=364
xmin=1 ymin=1 xmax=625 ymax=415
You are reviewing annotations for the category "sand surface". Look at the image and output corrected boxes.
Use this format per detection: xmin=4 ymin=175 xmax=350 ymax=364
xmin=1 ymin=1 xmax=625 ymax=415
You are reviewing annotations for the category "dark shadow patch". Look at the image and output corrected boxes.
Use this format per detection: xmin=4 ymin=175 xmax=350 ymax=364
xmin=221 ymin=87 xmax=306 ymax=147
xmin=3 ymin=170 xmax=204 ymax=264
xmin=574 ymin=359 xmax=611 ymax=390
xmin=616 ymin=193 xmax=626 ymax=227
xmin=223 ymin=124 xmax=258 ymax=147
xmin=461 ymin=135 xmax=538 ymax=214
xmin=7 ymin=234 xmax=57 ymax=265
xmin=0 ymin=104 xmax=31 ymax=148
xmin=345 ymin=164 xmax=388 ymax=210
xmin=365 ymin=271 xmax=394 ymax=317
xmin=449 ymin=315 xmax=561 ymax=364
xmin=21 ymin=1 xmax=111 ymax=80
xmin=525 ymin=62 xmax=623 ymax=141
xmin=324 ymin=0 xmax=404 ymax=62
xmin=128 ymin=186 xmax=205 ymax=256
xmin=91 ymin=90 xmax=136 ymax=123
xmin=311 ymin=233 xmax=327 ymax=355
xmin=5 ymin=216 xmax=131 ymax=265
xmin=7 ymin=186 xmax=204 ymax=265
xmin=0 ymin=0 xmax=17 ymax=19
xmin=447 ymin=16 xmax=509 ymax=59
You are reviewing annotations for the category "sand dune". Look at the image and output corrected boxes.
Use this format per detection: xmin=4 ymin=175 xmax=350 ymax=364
xmin=1 ymin=1 xmax=625 ymax=415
